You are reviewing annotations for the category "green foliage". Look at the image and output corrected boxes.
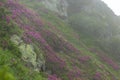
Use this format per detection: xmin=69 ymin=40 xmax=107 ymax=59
xmin=98 ymin=37 xmax=120 ymax=60
xmin=67 ymin=0 xmax=92 ymax=16
xmin=0 ymin=0 xmax=6 ymax=3
xmin=0 ymin=48 xmax=46 ymax=80
xmin=0 ymin=48 xmax=16 ymax=65
xmin=0 ymin=5 xmax=12 ymax=49
xmin=0 ymin=3 xmax=21 ymax=50
xmin=0 ymin=5 xmax=12 ymax=34
xmin=11 ymin=63 xmax=46 ymax=80
xmin=69 ymin=10 xmax=119 ymax=39
xmin=0 ymin=66 xmax=15 ymax=80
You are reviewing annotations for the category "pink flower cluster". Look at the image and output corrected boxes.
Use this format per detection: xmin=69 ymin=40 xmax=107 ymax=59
xmin=43 ymin=29 xmax=80 ymax=54
xmin=48 ymin=74 xmax=61 ymax=80
xmin=78 ymin=56 xmax=91 ymax=63
xmin=23 ymin=27 xmax=66 ymax=68
xmin=67 ymin=66 xmax=81 ymax=80
xmin=48 ymin=75 xmax=61 ymax=80
xmin=7 ymin=0 xmax=43 ymax=28
xmin=6 ymin=15 xmax=11 ymax=23
xmin=7 ymin=0 xmax=66 ymax=69
xmin=100 ymin=55 xmax=119 ymax=70
xmin=64 ymin=41 xmax=80 ymax=53
xmin=0 ymin=2 xmax=3 ymax=6
xmin=93 ymin=72 xmax=102 ymax=80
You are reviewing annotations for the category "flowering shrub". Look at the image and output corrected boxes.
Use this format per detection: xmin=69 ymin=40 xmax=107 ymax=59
xmin=48 ymin=74 xmax=61 ymax=80
xmin=93 ymin=72 xmax=102 ymax=80
xmin=100 ymin=55 xmax=119 ymax=70
xmin=7 ymin=0 xmax=66 ymax=70
xmin=67 ymin=66 xmax=81 ymax=80
xmin=0 ymin=1 xmax=15 ymax=49
xmin=7 ymin=0 xmax=43 ymax=28
xmin=0 ymin=2 xmax=3 ymax=6
xmin=42 ymin=29 xmax=80 ymax=54
xmin=78 ymin=56 xmax=91 ymax=63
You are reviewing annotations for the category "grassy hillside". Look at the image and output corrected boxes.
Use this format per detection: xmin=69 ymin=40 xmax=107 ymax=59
xmin=0 ymin=0 xmax=120 ymax=80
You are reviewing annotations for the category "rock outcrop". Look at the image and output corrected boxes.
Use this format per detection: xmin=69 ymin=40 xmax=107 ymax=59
xmin=11 ymin=35 xmax=45 ymax=72
xmin=42 ymin=0 xmax=68 ymax=17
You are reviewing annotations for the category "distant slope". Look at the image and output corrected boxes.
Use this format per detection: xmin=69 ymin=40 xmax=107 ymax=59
xmin=68 ymin=0 xmax=120 ymax=61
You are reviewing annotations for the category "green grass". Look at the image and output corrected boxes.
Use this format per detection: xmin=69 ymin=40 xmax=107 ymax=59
xmin=0 ymin=48 xmax=46 ymax=80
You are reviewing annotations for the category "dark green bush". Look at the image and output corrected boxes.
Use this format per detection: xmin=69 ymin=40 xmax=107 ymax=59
xmin=0 ymin=66 xmax=15 ymax=80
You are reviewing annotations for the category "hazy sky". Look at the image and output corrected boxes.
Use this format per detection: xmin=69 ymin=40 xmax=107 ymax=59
xmin=101 ymin=0 xmax=120 ymax=15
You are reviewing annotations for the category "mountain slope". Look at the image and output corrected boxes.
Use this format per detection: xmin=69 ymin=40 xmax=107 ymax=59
xmin=0 ymin=0 xmax=120 ymax=80
xmin=67 ymin=0 xmax=120 ymax=61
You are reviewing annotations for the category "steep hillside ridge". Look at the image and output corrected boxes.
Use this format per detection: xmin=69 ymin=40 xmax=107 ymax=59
xmin=0 ymin=0 xmax=120 ymax=80
xmin=14 ymin=0 xmax=120 ymax=79
xmin=67 ymin=0 xmax=115 ymax=16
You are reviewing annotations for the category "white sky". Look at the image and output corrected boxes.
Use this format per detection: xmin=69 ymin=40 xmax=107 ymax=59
xmin=101 ymin=0 xmax=120 ymax=15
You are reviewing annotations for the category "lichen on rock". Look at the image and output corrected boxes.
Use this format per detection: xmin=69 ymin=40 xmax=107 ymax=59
xmin=10 ymin=35 xmax=45 ymax=72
